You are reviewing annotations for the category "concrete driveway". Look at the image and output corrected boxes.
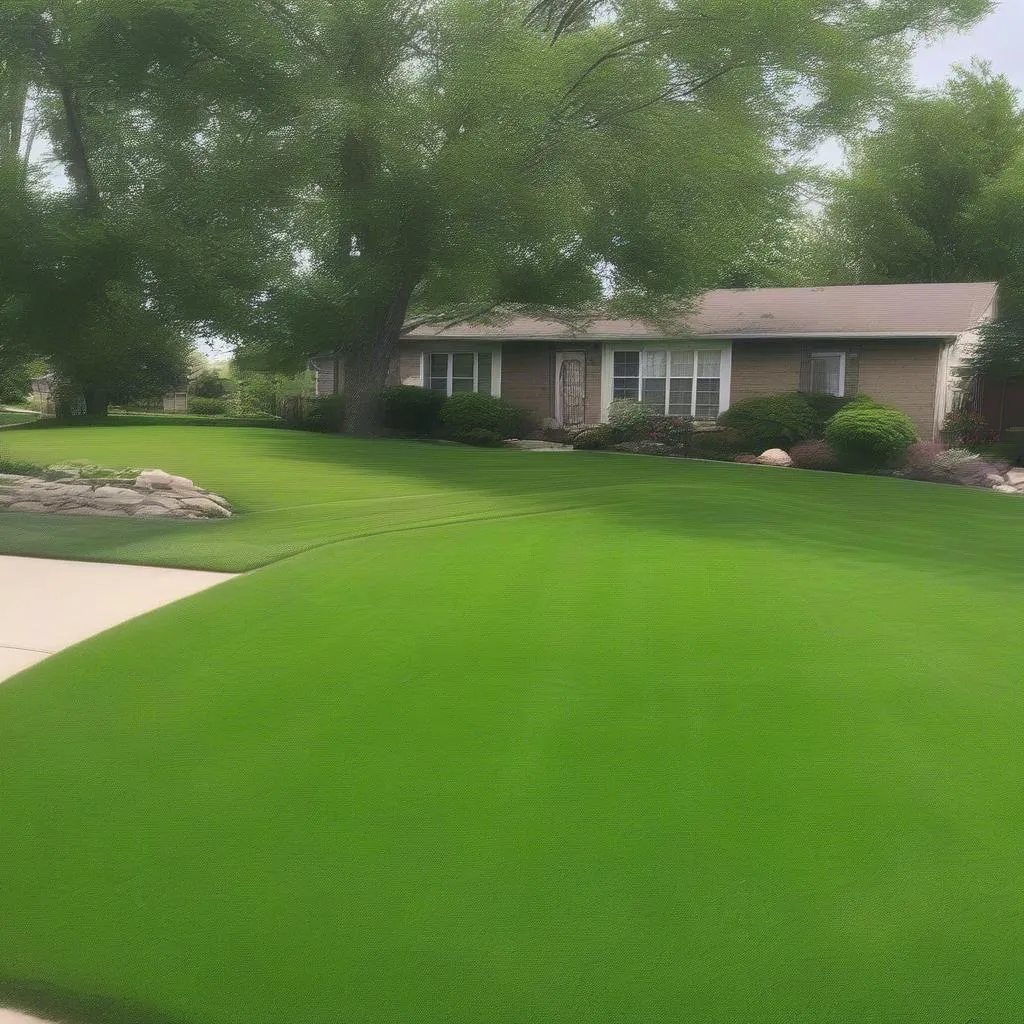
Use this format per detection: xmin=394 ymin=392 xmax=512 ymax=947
xmin=0 ymin=555 xmax=236 ymax=684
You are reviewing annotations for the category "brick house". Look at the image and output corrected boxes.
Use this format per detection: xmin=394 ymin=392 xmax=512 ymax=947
xmin=312 ymin=282 xmax=998 ymax=441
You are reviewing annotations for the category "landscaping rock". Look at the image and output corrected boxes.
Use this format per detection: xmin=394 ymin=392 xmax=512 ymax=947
xmin=1005 ymin=468 xmax=1024 ymax=487
xmin=985 ymin=473 xmax=1007 ymax=486
xmin=757 ymin=448 xmax=793 ymax=467
xmin=0 ymin=465 xmax=233 ymax=520
xmin=180 ymin=497 xmax=231 ymax=518
xmin=136 ymin=469 xmax=175 ymax=489
xmin=992 ymin=484 xmax=1022 ymax=495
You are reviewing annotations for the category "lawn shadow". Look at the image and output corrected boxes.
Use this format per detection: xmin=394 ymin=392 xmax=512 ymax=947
xmin=248 ymin=433 xmax=1024 ymax=590
xmin=0 ymin=980 xmax=189 ymax=1024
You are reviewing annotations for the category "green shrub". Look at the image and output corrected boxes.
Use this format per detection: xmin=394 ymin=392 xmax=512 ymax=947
xmin=441 ymin=392 xmax=522 ymax=438
xmin=718 ymin=393 xmax=817 ymax=452
xmin=643 ymin=415 xmax=695 ymax=449
xmin=446 ymin=427 xmax=506 ymax=447
xmin=189 ymin=397 xmax=229 ymax=416
xmin=607 ymin=399 xmax=657 ymax=439
xmin=797 ymin=392 xmax=857 ymax=435
xmin=572 ymin=424 xmax=621 ymax=450
xmin=824 ymin=402 xmax=917 ymax=468
xmin=688 ymin=426 xmax=745 ymax=460
xmin=0 ymin=456 xmax=46 ymax=477
xmin=381 ymin=386 xmax=445 ymax=435
xmin=299 ymin=395 xmax=346 ymax=433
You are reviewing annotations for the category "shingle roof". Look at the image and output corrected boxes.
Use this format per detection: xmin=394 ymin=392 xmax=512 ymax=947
xmin=406 ymin=282 xmax=999 ymax=341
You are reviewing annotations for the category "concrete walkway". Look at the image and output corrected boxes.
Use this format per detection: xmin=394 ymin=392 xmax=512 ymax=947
xmin=0 ymin=555 xmax=236 ymax=684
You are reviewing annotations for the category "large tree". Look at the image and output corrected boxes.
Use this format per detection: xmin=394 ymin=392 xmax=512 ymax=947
xmin=206 ymin=0 xmax=990 ymax=433
xmin=821 ymin=62 xmax=1024 ymax=311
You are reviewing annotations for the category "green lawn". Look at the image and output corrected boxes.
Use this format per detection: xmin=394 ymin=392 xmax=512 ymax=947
xmin=0 ymin=411 xmax=40 ymax=427
xmin=0 ymin=426 xmax=1022 ymax=1023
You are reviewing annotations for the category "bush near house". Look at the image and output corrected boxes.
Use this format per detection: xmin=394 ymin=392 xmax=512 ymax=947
xmin=188 ymin=397 xmax=229 ymax=416
xmin=941 ymin=407 xmax=996 ymax=447
xmin=440 ymin=392 xmax=523 ymax=440
xmin=607 ymin=399 xmax=656 ymax=436
xmin=789 ymin=439 xmax=839 ymax=470
xmin=718 ymin=393 xmax=817 ymax=452
xmin=571 ymin=424 xmax=621 ymax=450
xmin=797 ymin=392 xmax=856 ymax=436
xmin=381 ymin=386 xmax=445 ymax=436
xmin=689 ymin=426 xmax=745 ymax=460
xmin=299 ymin=395 xmax=346 ymax=433
xmin=824 ymin=402 xmax=917 ymax=469
xmin=644 ymin=415 xmax=695 ymax=448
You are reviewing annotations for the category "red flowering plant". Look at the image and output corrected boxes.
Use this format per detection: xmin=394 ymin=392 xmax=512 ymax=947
xmin=645 ymin=415 xmax=695 ymax=449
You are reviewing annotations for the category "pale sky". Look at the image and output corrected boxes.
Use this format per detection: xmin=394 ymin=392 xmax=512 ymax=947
xmin=912 ymin=0 xmax=1023 ymax=90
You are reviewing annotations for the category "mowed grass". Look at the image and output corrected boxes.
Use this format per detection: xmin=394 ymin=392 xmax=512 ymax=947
xmin=0 ymin=426 xmax=1023 ymax=1023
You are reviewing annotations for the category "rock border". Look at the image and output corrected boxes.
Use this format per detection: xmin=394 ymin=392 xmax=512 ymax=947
xmin=0 ymin=467 xmax=234 ymax=519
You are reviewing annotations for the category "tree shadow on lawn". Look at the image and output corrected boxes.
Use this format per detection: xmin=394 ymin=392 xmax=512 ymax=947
xmin=251 ymin=434 xmax=1024 ymax=591
xmin=0 ymin=979 xmax=188 ymax=1024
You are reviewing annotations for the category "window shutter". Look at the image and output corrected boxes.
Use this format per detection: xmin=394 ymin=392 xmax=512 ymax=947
xmin=844 ymin=351 xmax=860 ymax=397
xmin=798 ymin=347 xmax=813 ymax=393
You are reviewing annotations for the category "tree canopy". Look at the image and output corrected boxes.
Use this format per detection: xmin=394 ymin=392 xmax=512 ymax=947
xmin=0 ymin=0 xmax=996 ymax=428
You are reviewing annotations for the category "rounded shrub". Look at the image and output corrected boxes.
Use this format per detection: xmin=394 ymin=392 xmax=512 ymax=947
xmin=381 ymin=385 xmax=445 ymax=435
xmin=188 ymin=396 xmax=228 ymax=416
xmin=441 ymin=392 xmax=522 ymax=439
xmin=301 ymin=395 xmax=345 ymax=433
xmin=607 ymin=399 xmax=656 ymax=439
xmin=789 ymin=439 xmax=838 ymax=470
xmin=644 ymin=415 xmax=695 ymax=449
xmin=797 ymin=392 xmax=857 ymax=435
xmin=689 ymin=426 xmax=745 ymax=460
xmin=572 ymin=424 xmax=620 ymax=450
xmin=447 ymin=427 xmax=505 ymax=447
xmin=823 ymin=402 xmax=917 ymax=468
xmin=717 ymin=393 xmax=817 ymax=452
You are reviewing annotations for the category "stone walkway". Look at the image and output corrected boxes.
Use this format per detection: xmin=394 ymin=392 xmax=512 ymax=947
xmin=0 ymin=555 xmax=236 ymax=684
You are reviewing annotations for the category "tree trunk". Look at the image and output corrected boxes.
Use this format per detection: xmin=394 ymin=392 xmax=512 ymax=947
xmin=82 ymin=387 xmax=109 ymax=418
xmin=343 ymin=283 xmax=416 ymax=436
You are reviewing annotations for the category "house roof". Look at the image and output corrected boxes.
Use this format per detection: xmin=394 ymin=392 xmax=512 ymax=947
xmin=406 ymin=282 xmax=999 ymax=342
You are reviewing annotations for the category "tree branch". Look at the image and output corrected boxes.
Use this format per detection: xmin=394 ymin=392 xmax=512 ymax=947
xmin=59 ymin=84 xmax=102 ymax=211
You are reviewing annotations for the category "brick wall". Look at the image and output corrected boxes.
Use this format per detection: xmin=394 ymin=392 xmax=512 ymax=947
xmin=856 ymin=341 xmax=942 ymax=440
xmin=501 ymin=343 xmax=555 ymax=422
xmin=730 ymin=342 xmax=804 ymax=403
xmin=730 ymin=339 xmax=943 ymax=439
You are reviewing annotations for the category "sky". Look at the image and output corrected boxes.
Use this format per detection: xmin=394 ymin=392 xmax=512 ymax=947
xmin=912 ymin=1 xmax=1023 ymax=90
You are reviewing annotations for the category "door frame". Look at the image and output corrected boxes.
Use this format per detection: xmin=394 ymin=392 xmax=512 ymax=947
xmin=555 ymin=349 xmax=588 ymax=426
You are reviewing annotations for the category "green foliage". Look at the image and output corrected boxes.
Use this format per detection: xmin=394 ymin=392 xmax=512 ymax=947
xmin=189 ymin=397 xmax=229 ymax=416
xmin=298 ymin=395 xmax=346 ymax=434
xmin=607 ymin=400 xmax=657 ymax=438
xmin=960 ymin=316 xmax=1024 ymax=383
xmin=445 ymin=427 xmax=506 ymax=448
xmin=688 ymin=427 xmax=747 ymax=460
xmin=0 ymin=360 xmax=32 ymax=405
xmin=440 ymin=393 xmax=522 ymax=439
xmin=824 ymin=402 xmax=918 ymax=467
xmin=797 ymin=392 xmax=857 ymax=435
xmin=572 ymin=424 xmax=621 ymax=450
xmin=191 ymin=371 xmax=228 ymax=399
xmin=380 ymin=386 xmax=445 ymax=436
xmin=822 ymin=63 xmax=1024 ymax=313
xmin=718 ymin=394 xmax=818 ymax=452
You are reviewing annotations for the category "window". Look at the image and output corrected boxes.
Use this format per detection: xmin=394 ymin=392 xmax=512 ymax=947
xmin=425 ymin=352 xmax=494 ymax=396
xmin=612 ymin=346 xmax=725 ymax=420
xmin=810 ymin=353 xmax=845 ymax=397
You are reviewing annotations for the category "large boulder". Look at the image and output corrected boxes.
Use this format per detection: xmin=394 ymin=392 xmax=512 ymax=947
xmin=1005 ymin=468 xmax=1024 ymax=488
xmin=756 ymin=448 xmax=793 ymax=467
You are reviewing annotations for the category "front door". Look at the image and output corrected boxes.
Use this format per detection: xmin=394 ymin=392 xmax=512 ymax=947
xmin=556 ymin=350 xmax=587 ymax=428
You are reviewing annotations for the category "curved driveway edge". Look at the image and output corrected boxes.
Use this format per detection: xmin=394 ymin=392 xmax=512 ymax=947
xmin=0 ymin=555 xmax=236 ymax=684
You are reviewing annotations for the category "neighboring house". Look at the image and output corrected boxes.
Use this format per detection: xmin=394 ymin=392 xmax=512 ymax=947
xmin=312 ymin=282 xmax=999 ymax=441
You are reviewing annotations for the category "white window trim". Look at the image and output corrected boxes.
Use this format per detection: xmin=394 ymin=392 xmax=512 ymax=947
xmin=810 ymin=351 xmax=846 ymax=398
xmin=601 ymin=342 xmax=732 ymax=423
xmin=417 ymin=346 xmax=502 ymax=398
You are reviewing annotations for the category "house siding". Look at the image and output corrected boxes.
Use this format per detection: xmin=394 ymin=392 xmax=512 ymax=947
xmin=856 ymin=341 xmax=943 ymax=440
xmin=499 ymin=343 xmax=554 ymax=421
xmin=731 ymin=339 xmax=944 ymax=439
